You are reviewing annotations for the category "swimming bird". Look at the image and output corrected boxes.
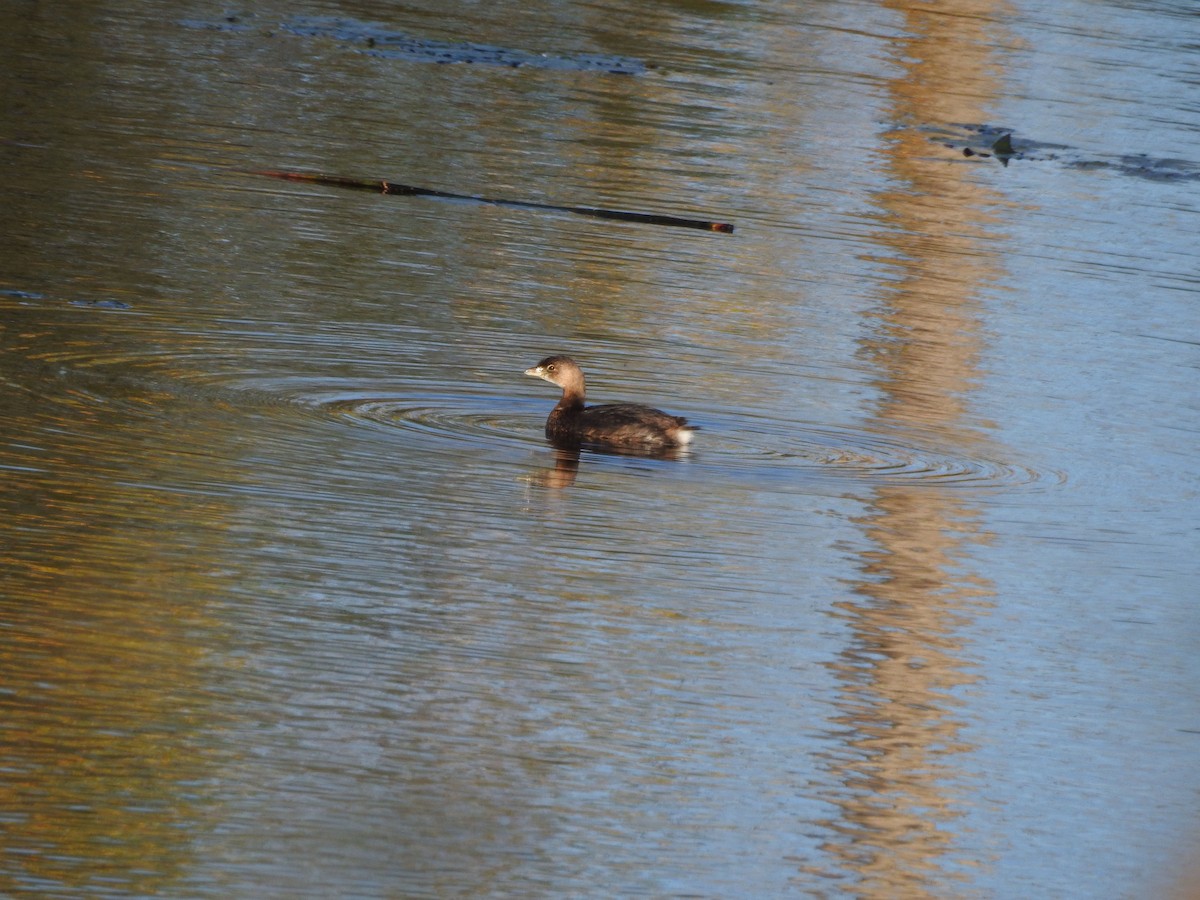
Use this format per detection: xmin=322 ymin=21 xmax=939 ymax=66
xmin=524 ymin=355 xmax=695 ymax=454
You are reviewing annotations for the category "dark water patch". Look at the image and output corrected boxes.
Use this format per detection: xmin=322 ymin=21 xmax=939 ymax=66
xmin=279 ymin=16 xmax=647 ymax=74
xmin=917 ymin=122 xmax=1200 ymax=182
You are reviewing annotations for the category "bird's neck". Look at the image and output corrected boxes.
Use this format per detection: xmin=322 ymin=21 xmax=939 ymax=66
xmin=555 ymin=389 xmax=585 ymax=412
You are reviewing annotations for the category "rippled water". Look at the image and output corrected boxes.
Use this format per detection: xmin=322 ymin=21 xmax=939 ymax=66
xmin=1 ymin=0 xmax=1197 ymax=897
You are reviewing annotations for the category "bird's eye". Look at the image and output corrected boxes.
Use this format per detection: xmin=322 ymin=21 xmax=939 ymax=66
xmin=547 ymin=364 xmax=555 ymax=372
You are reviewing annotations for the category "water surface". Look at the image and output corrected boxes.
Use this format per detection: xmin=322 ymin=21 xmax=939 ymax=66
xmin=1 ymin=0 xmax=1196 ymax=897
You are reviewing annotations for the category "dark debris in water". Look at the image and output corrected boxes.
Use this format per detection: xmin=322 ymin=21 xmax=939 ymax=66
xmin=0 ymin=289 xmax=130 ymax=310
xmin=178 ymin=13 xmax=647 ymax=73
xmin=177 ymin=14 xmax=254 ymax=34
xmin=920 ymin=123 xmax=1200 ymax=182
xmin=69 ymin=299 xmax=133 ymax=310
xmin=1104 ymin=153 xmax=1200 ymax=182
xmin=282 ymin=15 xmax=646 ymax=74
xmin=0 ymin=289 xmax=46 ymax=301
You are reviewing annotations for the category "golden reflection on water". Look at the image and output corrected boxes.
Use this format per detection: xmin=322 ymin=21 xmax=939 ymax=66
xmin=810 ymin=0 xmax=1013 ymax=894
xmin=0 ymin=344 xmax=236 ymax=896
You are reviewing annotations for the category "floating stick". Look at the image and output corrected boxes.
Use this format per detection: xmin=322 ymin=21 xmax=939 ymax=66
xmin=251 ymin=170 xmax=734 ymax=234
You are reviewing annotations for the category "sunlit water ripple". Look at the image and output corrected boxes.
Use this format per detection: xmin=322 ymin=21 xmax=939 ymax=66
xmin=291 ymin=384 xmax=1064 ymax=490
xmin=0 ymin=314 xmax=1064 ymax=493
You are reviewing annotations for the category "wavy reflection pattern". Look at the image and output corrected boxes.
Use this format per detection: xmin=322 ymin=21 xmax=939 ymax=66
xmin=806 ymin=0 xmax=1013 ymax=894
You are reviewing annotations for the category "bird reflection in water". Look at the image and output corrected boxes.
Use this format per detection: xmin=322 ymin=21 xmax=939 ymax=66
xmin=528 ymin=438 xmax=692 ymax=489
